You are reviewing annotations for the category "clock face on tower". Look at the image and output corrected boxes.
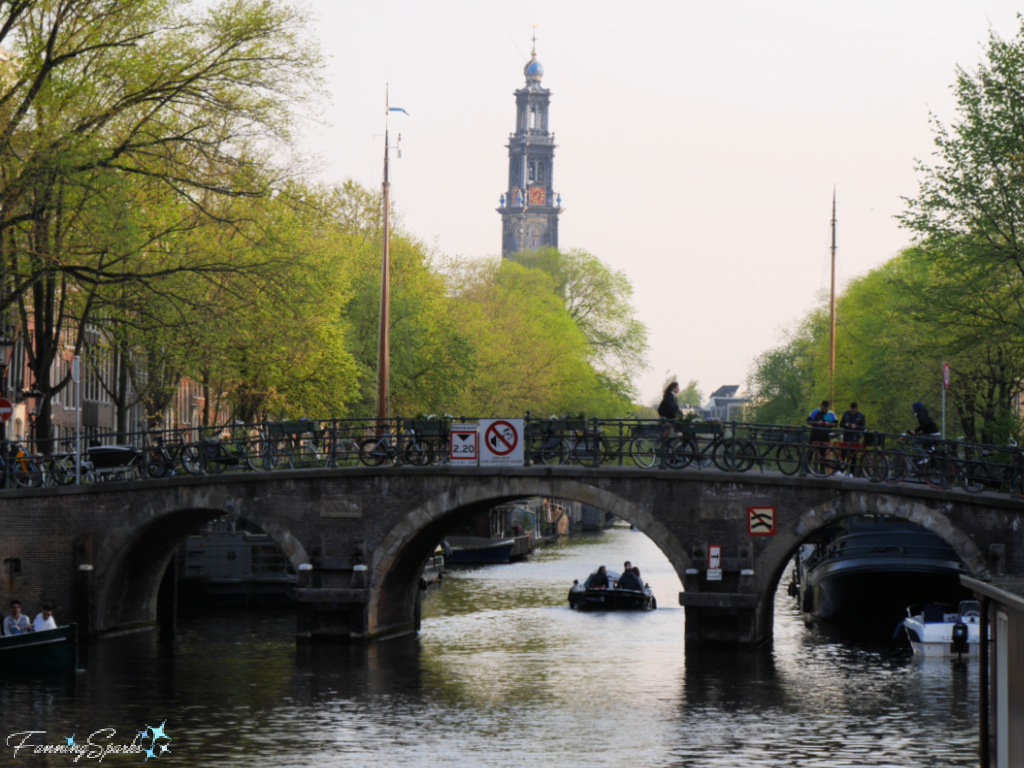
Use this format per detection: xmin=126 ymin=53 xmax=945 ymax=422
xmin=529 ymin=186 xmax=546 ymax=205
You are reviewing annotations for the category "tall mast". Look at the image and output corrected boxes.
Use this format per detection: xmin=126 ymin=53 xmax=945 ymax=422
xmin=377 ymin=87 xmax=392 ymax=421
xmin=829 ymin=187 xmax=837 ymax=406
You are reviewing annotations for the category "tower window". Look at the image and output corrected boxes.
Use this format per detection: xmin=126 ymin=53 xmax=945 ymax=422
xmin=530 ymin=108 xmax=536 ymax=129
xmin=537 ymin=162 xmax=545 ymax=183
xmin=528 ymin=162 xmax=536 ymax=183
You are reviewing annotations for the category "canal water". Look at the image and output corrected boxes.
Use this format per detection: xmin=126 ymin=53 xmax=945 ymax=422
xmin=1 ymin=528 xmax=979 ymax=766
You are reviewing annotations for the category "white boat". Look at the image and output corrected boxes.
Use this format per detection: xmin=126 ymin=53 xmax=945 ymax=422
xmin=901 ymin=600 xmax=984 ymax=658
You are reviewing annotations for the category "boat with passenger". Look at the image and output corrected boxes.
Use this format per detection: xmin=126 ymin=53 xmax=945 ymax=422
xmin=0 ymin=624 xmax=78 ymax=673
xmin=900 ymin=600 xmax=984 ymax=658
xmin=568 ymin=569 xmax=657 ymax=611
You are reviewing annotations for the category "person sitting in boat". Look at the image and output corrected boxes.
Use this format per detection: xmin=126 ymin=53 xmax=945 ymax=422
xmin=613 ymin=561 xmax=632 ymax=587
xmin=3 ymin=600 xmax=31 ymax=635
xmin=33 ymin=604 xmax=56 ymax=632
xmin=588 ymin=566 xmax=610 ymax=589
xmin=617 ymin=566 xmax=643 ymax=591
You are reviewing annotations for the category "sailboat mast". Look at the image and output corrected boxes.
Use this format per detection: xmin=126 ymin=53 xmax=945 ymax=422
xmin=829 ymin=188 xmax=837 ymax=407
xmin=377 ymin=89 xmax=391 ymax=422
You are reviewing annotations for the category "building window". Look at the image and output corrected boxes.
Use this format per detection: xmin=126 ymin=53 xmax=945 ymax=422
xmin=528 ymin=161 xmax=536 ymax=183
xmin=3 ymin=557 xmax=21 ymax=576
xmin=537 ymin=161 xmax=545 ymax=183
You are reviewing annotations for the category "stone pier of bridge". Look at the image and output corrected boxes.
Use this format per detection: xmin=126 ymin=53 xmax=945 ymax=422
xmin=0 ymin=466 xmax=1020 ymax=647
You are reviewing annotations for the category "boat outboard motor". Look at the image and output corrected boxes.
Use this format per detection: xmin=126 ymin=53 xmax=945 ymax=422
xmin=952 ymin=621 xmax=969 ymax=661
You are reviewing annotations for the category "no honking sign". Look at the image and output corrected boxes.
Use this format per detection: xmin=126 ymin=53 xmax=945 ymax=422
xmin=478 ymin=419 xmax=524 ymax=467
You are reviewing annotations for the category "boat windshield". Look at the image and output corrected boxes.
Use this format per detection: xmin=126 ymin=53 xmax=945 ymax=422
xmin=958 ymin=600 xmax=981 ymax=621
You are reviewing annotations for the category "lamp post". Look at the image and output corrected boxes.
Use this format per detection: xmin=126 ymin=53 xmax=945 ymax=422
xmin=0 ymin=332 xmax=14 ymax=445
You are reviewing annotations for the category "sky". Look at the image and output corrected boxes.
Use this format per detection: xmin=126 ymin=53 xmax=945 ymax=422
xmin=296 ymin=0 xmax=1022 ymax=407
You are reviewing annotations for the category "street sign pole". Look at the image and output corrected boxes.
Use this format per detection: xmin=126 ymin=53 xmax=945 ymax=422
xmin=72 ymin=355 xmax=81 ymax=485
xmin=941 ymin=362 xmax=951 ymax=440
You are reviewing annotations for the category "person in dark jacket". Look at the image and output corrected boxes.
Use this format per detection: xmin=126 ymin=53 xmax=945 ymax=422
xmin=617 ymin=567 xmax=643 ymax=591
xmin=911 ymin=402 xmax=940 ymax=436
xmin=657 ymin=382 xmax=682 ymax=420
xmin=588 ymin=566 xmax=610 ymax=589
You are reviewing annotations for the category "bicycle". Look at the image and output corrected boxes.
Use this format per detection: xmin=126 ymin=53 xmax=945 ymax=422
xmin=196 ymin=424 xmax=260 ymax=474
xmin=568 ymin=422 xmax=615 ymax=468
xmin=320 ymin=423 xmax=361 ymax=467
xmin=145 ymin=431 xmax=201 ymax=477
xmin=749 ymin=428 xmax=802 ymax=476
xmin=663 ymin=422 xmax=753 ymax=472
xmin=955 ymin=438 xmax=1024 ymax=496
xmin=358 ymin=421 xmax=429 ymax=467
xmin=874 ymin=434 xmax=953 ymax=489
xmin=44 ymin=439 xmax=95 ymax=485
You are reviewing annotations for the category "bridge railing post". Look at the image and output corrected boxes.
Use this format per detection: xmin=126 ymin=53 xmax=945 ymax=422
xmin=797 ymin=426 xmax=808 ymax=477
xmin=657 ymin=418 xmax=667 ymax=470
xmin=523 ymin=411 xmax=532 ymax=466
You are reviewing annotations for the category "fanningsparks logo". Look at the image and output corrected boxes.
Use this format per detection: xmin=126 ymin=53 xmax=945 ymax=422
xmin=7 ymin=720 xmax=171 ymax=762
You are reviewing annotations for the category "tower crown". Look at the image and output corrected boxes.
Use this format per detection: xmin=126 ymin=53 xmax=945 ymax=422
xmin=497 ymin=30 xmax=562 ymax=257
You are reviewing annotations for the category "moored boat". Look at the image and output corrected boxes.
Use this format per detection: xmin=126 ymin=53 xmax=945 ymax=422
xmin=444 ymin=536 xmax=515 ymax=565
xmin=0 ymin=624 xmax=78 ymax=673
xmin=568 ymin=571 xmax=657 ymax=611
xmin=901 ymin=600 xmax=984 ymax=658
xmin=799 ymin=519 xmax=972 ymax=625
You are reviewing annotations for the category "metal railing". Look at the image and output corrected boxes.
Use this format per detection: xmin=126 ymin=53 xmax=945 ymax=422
xmin=0 ymin=416 xmax=1021 ymax=501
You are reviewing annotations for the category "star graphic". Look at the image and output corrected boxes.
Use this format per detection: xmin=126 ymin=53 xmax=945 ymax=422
xmin=159 ymin=743 xmax=171 ymax=755
xmin=65 ymin=735 xmax=75 ymax=746
xmin=143 ymin=747 xmax=156 ymax=762
xmin=147 ymin=721 xmax=168 ymax=741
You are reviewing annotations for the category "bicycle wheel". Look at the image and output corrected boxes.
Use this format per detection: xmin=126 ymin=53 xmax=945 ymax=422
xmin=689 ymin=438 xmax=713 ymax=469
xmin=359 ymin=438 xmax=387 ymax=467
xmin=203 ymin=445 xmax=226 ymax=475
xmin=571 ymin=436 xmax=604 ymax=468
xmin=241 ymin=441 xmax=261 ymax=471
xmin=806 ymin=446 xmax=840 ymax=478
xmin=403 ymin=439 xmax=433 ymax=466
xmin=712 ymin=439 xmax=754 ymax=472
xmin=333 ymin=439 xmax=360 ymax=467
xmin=12 ymin=460 xmax=41 ymax=488
xmin=292 ymin=443 xmax=319 ymax=470
xmin=774 ymin=444 xmax=800 ymax=476
xmin=663 ymin=437 xmax=694 ymax=469
xmin=859 ymin=451 xmax=885 ymax=483
xmin=630 ymin=437 xmax=657 ymax=468
xmin=180 ymin=444 xmax=202 ymax=475
xmin=924 ymin=453 xmax=953 ymax=489
xmin=957 ymin=459 xmax=986 ymax=493
xmin=539 ymin=437 xmax=570 ymax=466
xmin=881 ymin=452 xmax=909 ymax=484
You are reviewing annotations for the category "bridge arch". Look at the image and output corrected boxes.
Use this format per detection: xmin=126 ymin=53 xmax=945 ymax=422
xmin=94 ymin=491 xmax=309 ymax=634
xmin=367 ymin=476 xmax=691 ymax=637
xmin=747 ymin=491 xmax=991 ymax=642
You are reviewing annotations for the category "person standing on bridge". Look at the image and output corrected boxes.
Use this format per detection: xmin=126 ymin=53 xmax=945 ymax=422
xmin=840 ymin=403 xmax=867 ymax=476
xmin=658 ymin=382 xmax=682 ymax=421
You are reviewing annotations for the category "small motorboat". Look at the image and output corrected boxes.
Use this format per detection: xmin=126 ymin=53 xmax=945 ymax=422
xmin=568 ymin=570 xmax=657 ymax=611
xmin=900 ymin=600 xmax=983 ymax=658
xmin=0 ymin=624 xmax=78 ymax=673
xmin=443 ymin=536 xmax=515 ymax=565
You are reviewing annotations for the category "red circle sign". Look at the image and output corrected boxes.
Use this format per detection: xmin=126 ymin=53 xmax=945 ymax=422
xmin=942 ymin=362 xmax=951 ymax=390
xmin=484 ymin=420 xmax=518 ymax=456
xmin=0 ymin=397 xmax=13 ymax=423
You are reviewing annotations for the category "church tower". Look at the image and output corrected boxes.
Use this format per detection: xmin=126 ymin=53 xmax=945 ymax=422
xmin=498 ymin=34 xmax=562 ymax=256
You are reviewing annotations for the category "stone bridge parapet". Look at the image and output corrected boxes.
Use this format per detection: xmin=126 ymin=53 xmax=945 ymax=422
xmin=0 ymin=466 xmax=1021 ymax=646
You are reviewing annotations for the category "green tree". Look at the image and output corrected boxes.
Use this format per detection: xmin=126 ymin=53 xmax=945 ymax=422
xmin=509 ymin=248 xmax=649 ymax=402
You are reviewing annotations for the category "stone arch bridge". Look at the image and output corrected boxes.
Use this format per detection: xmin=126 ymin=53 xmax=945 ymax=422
xmin=1 ymin=466 xmax=1021 ymax=647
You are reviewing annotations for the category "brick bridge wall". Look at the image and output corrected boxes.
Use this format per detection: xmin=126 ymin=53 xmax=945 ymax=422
xmin=0 ymin=467 xmax=1021 ymax=646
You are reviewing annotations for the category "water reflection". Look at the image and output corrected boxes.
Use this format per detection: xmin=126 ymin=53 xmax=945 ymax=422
xmin=0 ymin=529 xmax=979 ymax=767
